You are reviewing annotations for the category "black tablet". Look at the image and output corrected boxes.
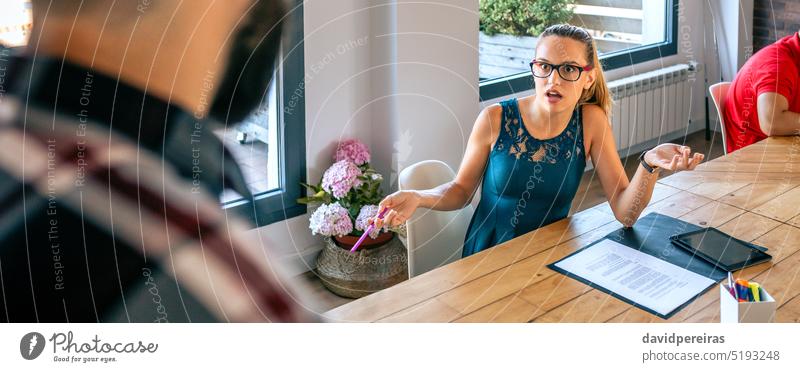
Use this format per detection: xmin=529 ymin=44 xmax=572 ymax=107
xmin=669 ymin=227 xmax=771 ymax=272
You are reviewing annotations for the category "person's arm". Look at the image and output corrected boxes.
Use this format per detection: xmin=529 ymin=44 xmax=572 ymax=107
xmin=371 ymin=105 xmax=500 ymax=228
xmin=415 ymin=105 xmax=499 ymax=210
xmin=757 ymin=92 xmax=800 ymax=136
xmin=585 ymin=106 xmax=704 ymax=227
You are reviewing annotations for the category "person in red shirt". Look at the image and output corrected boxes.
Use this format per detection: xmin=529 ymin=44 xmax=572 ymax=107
xmin=724 ymin=31 xmax=800 ymax=152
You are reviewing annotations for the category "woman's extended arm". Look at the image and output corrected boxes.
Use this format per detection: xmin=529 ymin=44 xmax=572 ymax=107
xmin=585 ymin=105 xmax=704 ymax=227
xmin=371 ymin=105 xmax=501 ymax=229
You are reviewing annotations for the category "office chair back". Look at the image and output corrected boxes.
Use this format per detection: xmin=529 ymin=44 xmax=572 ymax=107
xmin=399 ymin=160 xmax=474 ymax=278
xmin=709 ymin=82 xmax=732 ymax=154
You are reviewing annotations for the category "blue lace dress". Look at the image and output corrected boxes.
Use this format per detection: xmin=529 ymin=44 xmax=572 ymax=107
xmin=462 ymin=98 xmax=586 ymax=257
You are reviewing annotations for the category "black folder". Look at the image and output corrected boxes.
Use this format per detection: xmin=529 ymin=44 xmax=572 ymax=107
xmin=548 ymin=212 xmax=736 ymax=319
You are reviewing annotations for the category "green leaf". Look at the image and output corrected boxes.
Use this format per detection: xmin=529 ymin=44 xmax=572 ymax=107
xmin=479 ymin=0 xmax=575 ymax=37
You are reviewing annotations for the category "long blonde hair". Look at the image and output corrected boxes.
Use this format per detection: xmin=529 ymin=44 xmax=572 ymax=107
xmin=539 ymin=24 xmax=613 ymax=115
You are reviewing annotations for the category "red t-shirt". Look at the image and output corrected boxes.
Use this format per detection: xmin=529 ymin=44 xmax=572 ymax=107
xmin=724 ymin=33 xmax=800 ymax=152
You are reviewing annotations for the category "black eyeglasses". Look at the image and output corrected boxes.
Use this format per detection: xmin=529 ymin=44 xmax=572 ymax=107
xmin=529 ymin=59 xmax=592 ymax=82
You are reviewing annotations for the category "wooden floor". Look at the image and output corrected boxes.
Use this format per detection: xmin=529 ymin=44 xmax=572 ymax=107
xmin=298 ymin=129 xmax=725 ymax=314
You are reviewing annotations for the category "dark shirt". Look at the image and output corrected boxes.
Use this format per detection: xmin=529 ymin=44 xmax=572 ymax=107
xmin=0 ymin=54 xmax=308 ymax=322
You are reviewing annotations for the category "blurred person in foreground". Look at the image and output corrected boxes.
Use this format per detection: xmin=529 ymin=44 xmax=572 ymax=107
xmin=0 ymin=0 xmax=314 ymax=322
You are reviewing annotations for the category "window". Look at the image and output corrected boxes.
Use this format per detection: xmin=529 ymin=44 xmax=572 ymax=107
xmin=0 ymin=0 xmax=31 ymax=47
xmin=222 ymin=0 xmax=307 ymax=227
xmin=217 ymin=69 xmax=281 ymax=205
xmin=479 ymin=0 xmax=678 ymax=100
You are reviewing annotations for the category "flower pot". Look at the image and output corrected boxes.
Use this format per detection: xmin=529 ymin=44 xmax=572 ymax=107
xmin=332 ymin=231 xmax=394 ymax=250
xmin=315 ymin=233 xmax=408 ymax=298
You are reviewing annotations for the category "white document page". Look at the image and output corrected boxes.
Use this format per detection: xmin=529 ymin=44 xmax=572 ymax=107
xmin=553 ymin=238 xmax=716 ymax=316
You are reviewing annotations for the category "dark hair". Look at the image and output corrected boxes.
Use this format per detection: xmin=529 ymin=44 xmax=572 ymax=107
xmin=209 ymin=0 xmax=287 ymax=123
xmin=538 ymin=24 xmax=613 ymax=115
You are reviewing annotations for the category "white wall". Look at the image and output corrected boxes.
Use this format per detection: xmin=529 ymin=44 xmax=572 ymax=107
xmin=250 ymin=0 xmax=732 ymax=276
xmin=248 ymin=0 xmax=478 ymax=276
xmin=390 ymin=0 xmax=480 ymax=186
xmin=710 ymin=0 xmax=754 ymax=81
xmin=704 ymin=0 xmax=753 ymax=131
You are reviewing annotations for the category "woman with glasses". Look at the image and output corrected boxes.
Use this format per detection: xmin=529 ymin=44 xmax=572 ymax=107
xmin=370 ymin=24 xmax=705 ymax=257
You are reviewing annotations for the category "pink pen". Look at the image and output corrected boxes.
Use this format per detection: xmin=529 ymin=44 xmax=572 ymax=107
xmin=349 ymin=207 xmax=389 ymax=253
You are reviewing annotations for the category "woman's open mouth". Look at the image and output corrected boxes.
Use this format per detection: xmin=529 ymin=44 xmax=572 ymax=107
xmin=545 ymin=89 xmax=563 ymax=104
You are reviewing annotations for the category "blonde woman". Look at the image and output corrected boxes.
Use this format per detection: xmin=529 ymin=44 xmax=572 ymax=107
xmin=371 ymin=24 xmax=704 ymax=257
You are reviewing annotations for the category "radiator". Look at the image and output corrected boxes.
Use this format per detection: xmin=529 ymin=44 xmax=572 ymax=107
xmin=608 ymin=63 xmax=694 ymax=154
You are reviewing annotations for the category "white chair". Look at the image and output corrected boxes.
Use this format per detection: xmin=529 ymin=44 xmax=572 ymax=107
xmin=709 ymin=82 xmax=732 ymax=154
xmin=399 ymin=160 xmax=475 ymax=278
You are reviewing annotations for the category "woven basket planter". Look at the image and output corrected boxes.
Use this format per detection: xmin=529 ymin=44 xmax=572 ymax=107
xmin=315 ymin=233 xmax=408 ymax=298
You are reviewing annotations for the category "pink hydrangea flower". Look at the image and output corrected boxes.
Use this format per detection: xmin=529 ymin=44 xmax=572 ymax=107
xmin=322 ymin=160 xmax=363 ymax=199
xmin=334 ymin=139 xmax=371 ymax=166
xmin=355 ymin=204 xmax=387 ymax=239
xmin=309 ymin=202 xmax=353 ymax=237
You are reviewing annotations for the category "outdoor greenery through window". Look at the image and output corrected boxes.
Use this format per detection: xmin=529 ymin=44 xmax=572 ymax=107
xmin=479 ymin=0 xmax=669 ymax=82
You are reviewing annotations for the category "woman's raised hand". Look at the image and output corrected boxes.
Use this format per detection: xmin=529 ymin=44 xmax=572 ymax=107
xmin=368 ymin=190 xmax=422 ymax=230
xmin=643 ymin=144 xmax=705 ymax=172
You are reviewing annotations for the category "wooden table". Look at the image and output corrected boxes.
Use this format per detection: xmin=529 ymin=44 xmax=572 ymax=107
xmin=323 ymin=137 xmax=800 ymax=322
